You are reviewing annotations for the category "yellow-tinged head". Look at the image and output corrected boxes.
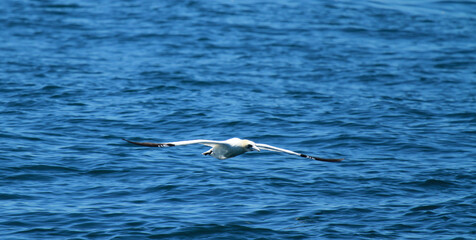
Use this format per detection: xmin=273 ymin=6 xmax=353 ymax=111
xmin=241 ymin=139 xmax=260 ymax=152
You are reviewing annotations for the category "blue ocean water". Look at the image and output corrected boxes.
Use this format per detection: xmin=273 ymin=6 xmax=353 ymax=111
xmin=1 ymin=0 xmax=475 ymax=239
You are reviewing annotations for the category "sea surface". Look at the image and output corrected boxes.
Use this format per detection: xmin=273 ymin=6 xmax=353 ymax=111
xmin=1 ymin=0 xmax=475 ymax=239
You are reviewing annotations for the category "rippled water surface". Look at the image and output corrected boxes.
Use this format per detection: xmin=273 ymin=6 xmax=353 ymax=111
xmin=1 ymin=0 xmax=475 ymax=239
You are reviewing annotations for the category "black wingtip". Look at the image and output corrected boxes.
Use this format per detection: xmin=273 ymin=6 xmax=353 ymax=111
xmin=122 ymin=138 xmax=137 ymax=144
xmin=300 ymin=154 xmax=344 ymax=163
xmin=122 ymin=138 xmax=160 ymax=147
xmin=316 ymin=158 xmax=344 ymax=163
xmin=122 ymin=138 xmax=176 ymax=148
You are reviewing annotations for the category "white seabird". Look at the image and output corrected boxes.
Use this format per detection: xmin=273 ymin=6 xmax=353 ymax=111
xmin=122 ymin=137 xmax=343 ymax=162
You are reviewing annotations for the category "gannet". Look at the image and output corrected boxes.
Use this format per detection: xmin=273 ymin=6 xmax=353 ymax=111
xmin=122 ymin=137 xmax=343 ymax=162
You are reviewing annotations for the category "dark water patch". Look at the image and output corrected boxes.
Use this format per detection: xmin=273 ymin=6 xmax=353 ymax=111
xmin=40 ymin=84 xmax=62 ymax=91
xmin=143 ymin=184 xmax=180 ymax=193
xmin=96 ymin=190 xmax=135 ymax=199
xmin=411 ymin=204 xmax=442 ymax=211
xmin=0 ymin=220 xmax=34 ymax=228
xmin=149 ymin=223 xmax=307 ymax=240
xmin=69 ymin=221 xmax=108 ymax=230
xmin=0 ymin=193 xmax=36 ymax=200
xmin=384 ymin=223 xmax=419 ymax=232
xmin=84 ymin=168 xmax=132 ymax=177
xmin=399 ymin=178 xmax=459 ymax=194
xmin=5 ymin=173 xmax=56 ymax=182
xmin=83 ymin=231 xmax=114 ymax=239
xmin=314 ymin=207 xmax=374 ymax=217
xmin=145 ymin=85 xmax=184 ymax=92
xmin=7 ymin=164 xmax=79 ymax=173
xmin=15 ymin=228 xmax=55 ymax=235
xmin=42 ymin=3 xmax=82 ymax=9
xmin=419 ymin=179 xmax=456 ymax=188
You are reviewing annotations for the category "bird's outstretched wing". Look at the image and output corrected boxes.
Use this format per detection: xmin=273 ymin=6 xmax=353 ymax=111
xmin=256 ymin=143 xmax=343 ymax=162
xmin=122 ymin=139 xmax=223 ymax=148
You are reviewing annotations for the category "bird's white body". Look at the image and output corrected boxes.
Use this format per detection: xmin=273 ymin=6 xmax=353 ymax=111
xmin=206 ymin=138 xmax=256 ymax=160
xmin=123 ymin=137 xmax=343 ymax=162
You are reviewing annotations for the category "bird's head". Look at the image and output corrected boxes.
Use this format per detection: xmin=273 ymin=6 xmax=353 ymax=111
xmin=242 ymin=140 xmax=260 ymax=152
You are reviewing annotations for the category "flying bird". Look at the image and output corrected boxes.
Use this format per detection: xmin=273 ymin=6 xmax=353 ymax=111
xmin=122 ymin=137 xmax=343 ymax=162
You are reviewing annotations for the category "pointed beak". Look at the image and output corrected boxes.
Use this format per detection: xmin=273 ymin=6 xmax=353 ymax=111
xmin=252 ymin=146 xmax=261 ymax=152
